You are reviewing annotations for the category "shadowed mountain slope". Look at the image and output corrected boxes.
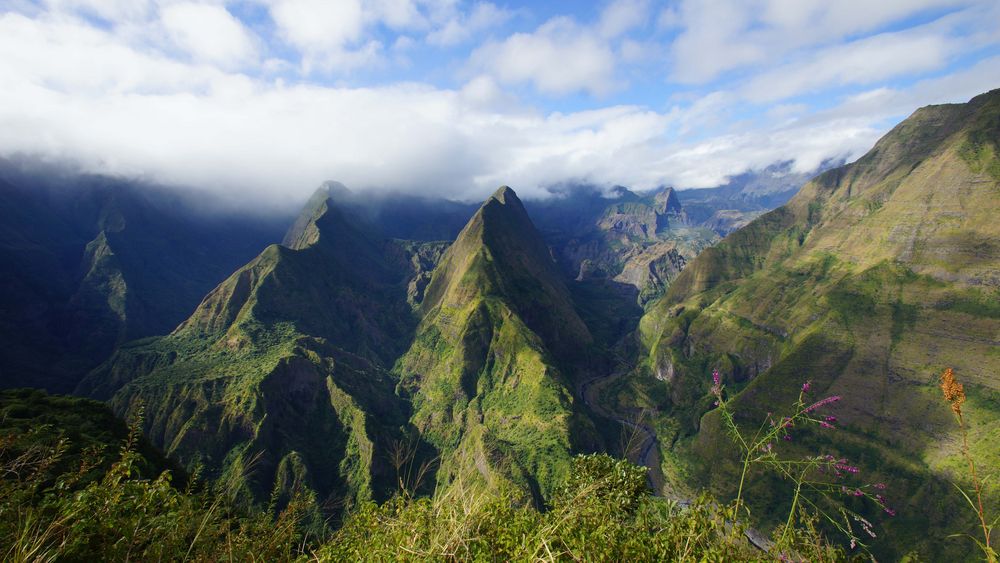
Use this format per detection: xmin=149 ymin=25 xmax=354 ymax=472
xmin=0 ymin=162 xmax=284 ymax=393
xmin=80 ymin=185 xmax=608 ymax=512
xmin=78 ymin=185 xmax=424 ymax=513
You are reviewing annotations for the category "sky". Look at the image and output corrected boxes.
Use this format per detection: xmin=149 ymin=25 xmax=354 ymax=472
xmin=1 ymin=0 xmax=999 ymax=204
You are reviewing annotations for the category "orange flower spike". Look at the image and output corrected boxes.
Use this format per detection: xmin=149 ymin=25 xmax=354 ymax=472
xmin=940 ymin=368 xmax=966 ymax=415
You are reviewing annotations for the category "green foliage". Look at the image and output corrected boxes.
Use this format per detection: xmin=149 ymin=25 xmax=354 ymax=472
xmin=320 ymin=455 xmax=775 ymax=562
xmin=1 ymin=397 xmax=851 ymax=561
xmin=553 ymin=453 xmax=649 ymax=515
xmin=0 ymin=394 xmax=313 ymax=562
xmin=634 ymin=91 xmax=1000 ymax=561
xmin=957 ymin=96 xmax=1000 ymax=181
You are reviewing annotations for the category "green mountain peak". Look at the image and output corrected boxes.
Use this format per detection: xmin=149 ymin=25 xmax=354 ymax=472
xmin=396 ymin=186 xmax=597 ymax=499
xmin=78 ymin=188 xmax=421 ymax=514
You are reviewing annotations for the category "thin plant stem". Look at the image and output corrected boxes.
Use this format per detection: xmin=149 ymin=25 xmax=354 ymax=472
xmin=958 ymin=410 xmax=992 ymax=553
xmin=780 ymin=480 xmax=802 ymax=546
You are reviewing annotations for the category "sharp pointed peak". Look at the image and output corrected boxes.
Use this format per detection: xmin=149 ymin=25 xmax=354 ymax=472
xmin=283 ymin=182 xmax=357 ymax=249
xmin=314 ymin=181 xmax=352 ymax=201
xmin=489 ymin=185 xmax=519 ymax=205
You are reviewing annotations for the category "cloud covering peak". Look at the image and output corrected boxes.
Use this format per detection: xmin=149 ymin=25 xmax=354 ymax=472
xmin=1 ymin=0 xmax=998 ymax=204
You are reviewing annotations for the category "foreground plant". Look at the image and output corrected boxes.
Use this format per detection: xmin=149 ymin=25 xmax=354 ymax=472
xmin=0 ymin=404 xmax=314 ymax=562
xmin=940 ymin=367 xmax=997 ymax=562
xmin=318 ymin=453 xmax=779 ymax=561
xmin=711 ymin=370 xmax=893 ymax=554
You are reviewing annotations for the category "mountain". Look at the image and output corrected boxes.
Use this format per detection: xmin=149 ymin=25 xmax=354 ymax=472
xmin=394 ymin=186 xmax=599 ymax=501
xmin=529 ymin=185 xmax=718 ymax=305
xmin=271 ymin=178 xmax=806 ymax=310
xmin=676 ymin=160 xmax=841 ymax=235
xmin=292 ymin=183 xmax=479 ymax=242
xmin=78 ymin=184 xmax=427 ymax=513
xmin=79 ymin=184 xmax=605 ymax=512
xmin=0 ymin=160 xmax=286 ymax=393
xmin=628 ymin=89 xmax=1000 ymax=559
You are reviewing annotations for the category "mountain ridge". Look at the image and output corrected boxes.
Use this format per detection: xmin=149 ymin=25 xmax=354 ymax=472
xmin=626 ymin=88 xmax=1000 ymax=560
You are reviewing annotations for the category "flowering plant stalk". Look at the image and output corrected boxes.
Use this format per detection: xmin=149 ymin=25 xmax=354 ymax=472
xmin=940 ymin=368 xmax=997 ymax=562
xmin=711 ymin=370 xmax=893 ymax=552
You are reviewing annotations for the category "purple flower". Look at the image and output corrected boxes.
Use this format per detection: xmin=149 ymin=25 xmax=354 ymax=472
xmin=804 ymin=395 xmax=841 ymax=413
xmin=874 ymin=482 xmax=886 ymax=490
xmin=712 ymin=369 xmax=720 ymax=387
xmin=802 ymin=381 xmax=811 ymax=393
xmin=884 ymin=508 xmax=896 ymax=517
xmin=853 ymin=488 xmax=863 ymax=497
xmin=824 ymin=415 xmax=837 ymax=423
xmin=783 ymin=434 xmax=792 ymax=441
xmin=820 ymin=421 xmax=835 ymax=429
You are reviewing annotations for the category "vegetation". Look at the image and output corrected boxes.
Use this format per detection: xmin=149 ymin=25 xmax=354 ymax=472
xmin=4 ymin=92 xmax=998 ymax=560
xmin=2 ymin=391 xmax=847 ymax=561
xmin=940 ymin=368 xmax=998 ymax=562
xmin=712 ymin=372 xmax=894 ymax=556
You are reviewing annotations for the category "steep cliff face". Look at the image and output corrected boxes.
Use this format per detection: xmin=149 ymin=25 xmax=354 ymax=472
xmin=0 ymin=164 xmax=283 ymax=393
xmin=395 ymin=186 xmax=598 ymax=500
xmin=530 ymin=186 xmax=717 ymax=306
xmin=79 ymin=186 xmax=423 ymax=513
xmin=632 ymin=89 xmax=1000 ymax=559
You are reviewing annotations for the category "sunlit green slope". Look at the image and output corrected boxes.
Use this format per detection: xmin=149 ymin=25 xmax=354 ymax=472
xmin=631 ymin=88 xmax=1000 ymax=559
xmin=395 ymin=186 xmax=599 ymax=501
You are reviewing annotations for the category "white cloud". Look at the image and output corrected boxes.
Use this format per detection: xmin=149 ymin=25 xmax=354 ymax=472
xmin=469 ymin=17 xmax=617 ymax=96
xmin=369 ymin=0 xmax=427 ymax=30
xmin=161 ymin=3 xmax=257 ymax=68
xmin=270 ymin=0 xmax=364 ymax=52
xmin=1 ymin=0 xmax=998 ymax=209
xmin=426 ymin=2 xmax=511 ymax=46
xmin=667 ymin=0 xmax=970 ymax=84
xmin=742 ymin=28 xmax=953 ymax=102
xmin=42 ymin=0 xmax=153 ymax=24
xmin=598 ymin=0 xmax=648 ymax=39
xmin=269 ymin=0 xmax=382 ymax=71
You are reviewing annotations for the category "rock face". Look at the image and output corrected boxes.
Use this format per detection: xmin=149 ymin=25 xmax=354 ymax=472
xmin=702 ymin=209 xmax=758 ymax=235
xmin=635 ymin=89 xmax=1000 ymax=560
xmin=675 ymin=160 xmax=836 ymax=231
xmin=653 ymin=187 xmax=687 ymax=226
xmin=531 ymin=186 xmax=718 ymax=305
